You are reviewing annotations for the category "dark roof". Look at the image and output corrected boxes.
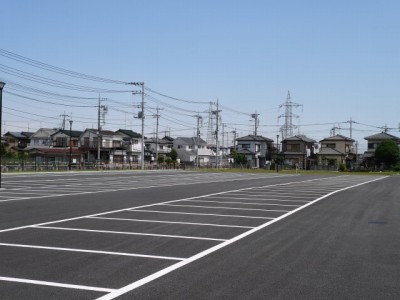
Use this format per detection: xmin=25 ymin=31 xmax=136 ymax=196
xmin=25 ymin=147 xmax=82 ymax=154
xmin=162 ymin=136 xmax=174 ymax=142
xmin=116 ymin=129 xmax=142 ymax=138
xmin=4 ymin=131 xmax=34 ymax=139
xmin=320 ymin=134 xmax=354 ymax=143
xmin=364 ymin=132 xmax=400 ymax=141
xmin=84 ymin=129 xmax=116 ymax=136
xmin=282 ymin=135 xmax=316 ymax=143
xmin=52 ymin=130 xmax=83 ymax=138
xmin=236 ymin=135 xmax=274 ymax=142
xmin=175 ymin=137 xmax=207 ymax=145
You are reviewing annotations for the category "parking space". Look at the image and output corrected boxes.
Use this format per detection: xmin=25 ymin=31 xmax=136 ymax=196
xmin=0 ymin=172 xmax=387 ymax=299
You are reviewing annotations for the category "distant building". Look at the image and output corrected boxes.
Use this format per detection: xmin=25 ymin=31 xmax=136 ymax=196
xmin=281 ymin=135 xmax=317 ymax=169
xmin=317 ymin=134 xmax=355 ymax=168
xmin=235 ymin=135 xmax=274 ymax=168
xmin=363 ymin=132 xmax=400 ymax=169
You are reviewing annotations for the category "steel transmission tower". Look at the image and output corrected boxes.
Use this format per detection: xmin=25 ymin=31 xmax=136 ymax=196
xmin=278 ymin=91 xmax=302 ymax=140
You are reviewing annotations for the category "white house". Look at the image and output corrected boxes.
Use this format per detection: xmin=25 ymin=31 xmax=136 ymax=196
xmin=173 ymin=137 xmax=212 ymax=166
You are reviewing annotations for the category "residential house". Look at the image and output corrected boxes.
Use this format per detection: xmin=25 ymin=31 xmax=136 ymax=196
xmin=28 ymin=128 xmax=57 ymax=148
xmin=173 ymin=137 xmax=212 ymax=166
xmin=363 ymin=131 xmax=400 ymax=169
xmin=115 ymin=129 xmax=142 ymax=163
xmin=79 ymin=129 xmax=123 ymax=163
xmin=281 ymin=135 xmax=317 ymax=169
xmin=3 ymin=131 xmax=34 ymax=151
xmin=235 ymin=135 xmax=274 ymax=168
xmin=145 ymin=136 xmax=174 ymax=162
xmin=317 ymin=134 xmax=355 ymax=168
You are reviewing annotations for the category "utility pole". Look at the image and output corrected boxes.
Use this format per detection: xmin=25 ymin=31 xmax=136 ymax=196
xmin=251 ymin=112 xmax=259 ymax=136
xmin=213 ymin=99 xmax=221 ymax=168
xmin=97 ymin=97 xmax=107 ymax=163
xmin=128 ymin=82 xmax=145 ymax=169
xmin=152 ymin=106 xmax=162 ymax=163
xmin=194 ymin=114 xmax=203 ymax=167
xmin=346 ymin=118 xmax=357 ymax=139
xmin=232 ymin=129 xmax=237 ymax=149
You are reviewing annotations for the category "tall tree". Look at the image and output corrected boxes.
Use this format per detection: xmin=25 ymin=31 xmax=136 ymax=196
xmin=375 ymin=140 xmax=400 ymax=170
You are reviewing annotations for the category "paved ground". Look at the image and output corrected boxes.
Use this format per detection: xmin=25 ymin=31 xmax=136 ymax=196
xmin=0 ymin=171 xmax=398 ymax=299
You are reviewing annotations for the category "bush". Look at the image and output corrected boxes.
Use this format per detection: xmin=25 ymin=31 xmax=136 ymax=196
xmin=338 ymin=163 xmax=347 ymax=172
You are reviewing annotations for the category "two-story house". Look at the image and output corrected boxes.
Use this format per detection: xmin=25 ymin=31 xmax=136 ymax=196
xmin=317 ymin=134 xmax=355 ymax=168
xmin=24 ymin=128 xmax=82 ymax=166
xmin=144 ymin=136 xmax=174 ymax=162
xmin=116 ymin=129 xmax=142 ymax=164
xmin=28 ymin=128 xmax=57 ymax=148
xmin=363 ymin=131 xmax=400 ymax=168
xmin=79 ymin=129 xmax=122 ymax=163
xmin=235 ymin=135 xmax=274 ymax=168
xmin=281 ymin=135 xmax=317 ymax=169
xmin=173 ymin=137 xmax=212 ymax=166
xmin=3 ymin=131 xmax=34 ymax=152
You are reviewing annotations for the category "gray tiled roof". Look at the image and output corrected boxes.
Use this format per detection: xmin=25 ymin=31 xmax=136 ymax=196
xmin=282 ymin=135 xmax=316 ymax=143
xmin=364 ymin=132 xmax=400 ymax=141
xmin=236 ymin=135 xmax=274 ymax=142
xmin=320 ymin=134 xmax=354 ymax=142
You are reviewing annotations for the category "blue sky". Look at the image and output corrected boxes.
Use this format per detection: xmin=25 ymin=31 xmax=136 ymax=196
xmin=1 ymin=0 xmax=399 ymax=152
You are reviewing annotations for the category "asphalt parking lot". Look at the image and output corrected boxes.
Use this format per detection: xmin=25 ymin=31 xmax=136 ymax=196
xmin=0 ymin=171 xmax=398 ymax=299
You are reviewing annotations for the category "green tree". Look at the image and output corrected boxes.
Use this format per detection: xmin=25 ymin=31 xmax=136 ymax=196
xmin=157 ymin=155 xmax=165 ymax=164
xmin=375 ymin=140 xmax=400 ymax=170
xmin=168 ymin=148 xmax=178 ymax=162
xmin=231 ymin=150 xmax=247 ymax=165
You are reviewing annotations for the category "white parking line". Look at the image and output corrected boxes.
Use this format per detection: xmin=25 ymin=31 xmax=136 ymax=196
xmin=128 ymin=209 xmax=275 ymax=220
xmin=0 ymin=276 xmax=115 ymax=293
xmin=32 ymin=225 xmax=227 ymax=242
xmin=163 ymin=204 xmax=290 ymax=213
xmin=0 ymin=243 xmax=184 ymax=261
xmin=96 ymin=175 xmax=388 ymax=300
xmin=183 ymin=199 xmax=301 ymax=207
xmin=87 ymin=216 xmax=254 ymax=229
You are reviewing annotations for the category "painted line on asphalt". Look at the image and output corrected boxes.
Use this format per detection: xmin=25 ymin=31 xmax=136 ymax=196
xmin=0 ymin=175 xmax=350 ymax=233
xmin=128 ymin=209 xmax=275 ymax=220
xmin=95 ymin=175 xmax=388 ymax=300
xmin=162 ymin=204 xmax=290 ymax=213
xmin=0 ymin=173 xmax=297 ymax=203
xmin=32 ymin=225 xmax=227 ymax=242
xmin=0 ymin=243 xmax=184 ymax=261
xmin=87 ymin=216 xmax=255 ymax=229
xmin=0 ymin=276 xmax=115 ymax=293
xmin=205 ymin=196 xmax=310 ymax=203
xmin=182 ymin=199 xmax=301 ymax=207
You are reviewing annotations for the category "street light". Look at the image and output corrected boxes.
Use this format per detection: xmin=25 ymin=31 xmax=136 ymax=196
xmin=69 ymin=120 xmax=73 ymax=171
xmin=0 ymin=81 xmax=5 ymax=188
xmin=276 ymin=134 xmax=279 ymax=173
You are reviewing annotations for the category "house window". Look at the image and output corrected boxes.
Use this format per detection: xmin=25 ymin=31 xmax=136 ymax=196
xmin=177 ymin=145 xmax=181 ymax=149
xmin=287 ymin=144 xmax=300 ymax=152
xmin=255 ymin=144 xmax=260 ymax=152
xmin=132 ymin=139 xmax=139 ymax=145
xmin=326 ymin=143 xmax=336 ymax=149
xmin=55 ymin=137 xmax=67 ymax=147
xmin=241 ymin=144 xmax=250 ymax=149
xmin=188 ymin=145 xmax=193 ymax=149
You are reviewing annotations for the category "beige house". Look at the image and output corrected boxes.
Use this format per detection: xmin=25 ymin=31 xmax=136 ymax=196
xmin=281 ymin=135 xmax=317 ymax=169
xmin=317 ymin=134 xmax=355 ymax=168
